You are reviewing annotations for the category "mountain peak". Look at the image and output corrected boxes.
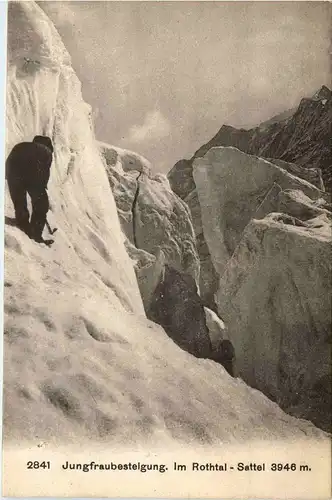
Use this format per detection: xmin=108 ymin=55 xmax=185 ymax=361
xmin=312 ymin=85 xmax=331 ymax=101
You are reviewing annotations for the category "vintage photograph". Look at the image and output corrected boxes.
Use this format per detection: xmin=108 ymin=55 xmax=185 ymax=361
xmin=2 ymin=1 xmax=331 ymax=497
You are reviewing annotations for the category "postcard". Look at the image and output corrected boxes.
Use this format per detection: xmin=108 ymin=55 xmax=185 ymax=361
xmin=2 ymin=1 xmax=331 ymax=498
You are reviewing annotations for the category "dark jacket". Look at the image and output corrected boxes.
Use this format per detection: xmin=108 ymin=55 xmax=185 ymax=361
xmin=6 ymin=137 xmax=53 ymax=190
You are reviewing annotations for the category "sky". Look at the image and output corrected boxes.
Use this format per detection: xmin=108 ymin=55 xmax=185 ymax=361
xmin=39 ymin=1 xmax=331 ymax=173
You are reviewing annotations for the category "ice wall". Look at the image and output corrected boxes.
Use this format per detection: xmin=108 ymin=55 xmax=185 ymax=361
xmin=5 ymin=1 xmax=144 ymax=315
xmin=193 ymin=147 xmax=324 ymax=278
xmin=193 ymin=146 xmax=331 ymax=430
xmin=100 ymin=143 xmax=200 ymax=286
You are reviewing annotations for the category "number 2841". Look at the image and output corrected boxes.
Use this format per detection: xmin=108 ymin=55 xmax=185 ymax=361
xmin=27 ymin=461 xmax=51 ymax=469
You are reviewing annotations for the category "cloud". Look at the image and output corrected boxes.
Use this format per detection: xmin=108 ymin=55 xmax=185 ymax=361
xmin=127 ymin=110 xmax=171 ymax=144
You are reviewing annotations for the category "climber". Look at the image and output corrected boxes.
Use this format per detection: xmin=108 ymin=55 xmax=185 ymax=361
xmin=6 ymin=135 xmax=54 ymax=245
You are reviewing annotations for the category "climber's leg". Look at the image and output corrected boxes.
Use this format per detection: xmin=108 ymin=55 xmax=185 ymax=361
xmin=7 ymin=176 xmax=30 ymax=235
xmin=28 ymin=188 xmax=49 ymax=243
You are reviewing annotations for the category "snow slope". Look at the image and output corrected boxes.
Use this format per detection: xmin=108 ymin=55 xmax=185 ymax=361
xmin=3 ymin=1 xmax=328 ymax=445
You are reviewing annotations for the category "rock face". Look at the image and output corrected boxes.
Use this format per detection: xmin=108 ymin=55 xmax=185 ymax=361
xmin=100 ymin=143 xmax=200 ymax=287
xmin=267 ymin=159 xmax=324 ymax=191
xmin=148 ymin=265 xmax=212 ymax=358
xmin=192 ymin=147 xmax=332 ymax=431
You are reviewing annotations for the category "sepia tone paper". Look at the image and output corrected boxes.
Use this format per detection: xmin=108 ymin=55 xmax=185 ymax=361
xmin=2 ymin=1 xmax=331 ymax=498
xmin=3 ymin=442 xmax=332 ymax=498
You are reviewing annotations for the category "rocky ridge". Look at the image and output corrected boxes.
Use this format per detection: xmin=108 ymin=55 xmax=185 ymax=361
xmin=169 ymin=86 xmax=331 ymax=194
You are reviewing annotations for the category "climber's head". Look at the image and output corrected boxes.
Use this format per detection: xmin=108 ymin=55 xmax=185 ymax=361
xmin=33 ymin=135 xmax=54 ymax=154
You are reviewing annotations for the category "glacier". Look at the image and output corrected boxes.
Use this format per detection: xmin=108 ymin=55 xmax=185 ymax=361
xmin=193 ymin=146 xmax=331 ymax=431
xmin=100 ymin=142 xmax=200 ymax=288
xmin=3 ymin=1 xmax=329 ymax=446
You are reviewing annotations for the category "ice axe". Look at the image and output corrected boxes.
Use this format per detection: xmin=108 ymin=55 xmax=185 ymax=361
xmin=46 ymin=218 xmax=58 ymax=235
